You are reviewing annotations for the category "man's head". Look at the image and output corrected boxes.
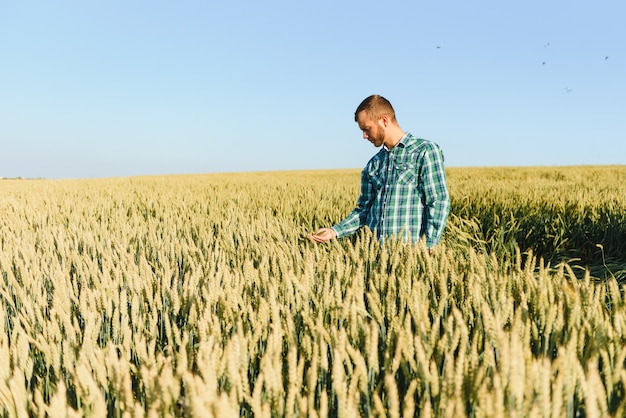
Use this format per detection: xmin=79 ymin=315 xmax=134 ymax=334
xmin=354 ymin=95 xmax=402 ymax=148
xmin=354 ymin=94 xmax=397 ymax=124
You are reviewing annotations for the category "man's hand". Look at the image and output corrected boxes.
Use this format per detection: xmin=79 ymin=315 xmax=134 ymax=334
xmin=307 ymin=228 xmax=337 ymax=243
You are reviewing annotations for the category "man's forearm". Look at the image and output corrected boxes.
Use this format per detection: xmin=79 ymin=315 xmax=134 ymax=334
xmin=424 ymin=201 xmax=450 ymax=247
xmin=332 ymin=209 xmax=364 ymax=238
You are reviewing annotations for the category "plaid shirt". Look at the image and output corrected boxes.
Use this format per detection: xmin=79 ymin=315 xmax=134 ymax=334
xmin=332 ymin=133 xmax=450 ymax=248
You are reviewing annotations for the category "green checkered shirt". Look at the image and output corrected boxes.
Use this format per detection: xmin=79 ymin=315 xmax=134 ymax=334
xmin=332 ymin=133 xmax=450 ymax=248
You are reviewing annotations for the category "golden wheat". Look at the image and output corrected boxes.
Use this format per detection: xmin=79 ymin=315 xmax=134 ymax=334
xmin=0 ymin=167 xmax=625 ymax=416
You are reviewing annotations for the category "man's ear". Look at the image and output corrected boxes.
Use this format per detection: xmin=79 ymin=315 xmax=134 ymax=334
xmin=379 ymin=114 xmax=389 ymax=127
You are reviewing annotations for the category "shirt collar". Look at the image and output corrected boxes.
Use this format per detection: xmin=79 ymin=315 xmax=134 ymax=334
xmin=383 ymin=132 xmax=410 ymax=151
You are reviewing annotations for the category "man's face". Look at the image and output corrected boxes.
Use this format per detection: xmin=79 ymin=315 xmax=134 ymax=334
xmin=356 ymin=111 xmax=386 ymax=148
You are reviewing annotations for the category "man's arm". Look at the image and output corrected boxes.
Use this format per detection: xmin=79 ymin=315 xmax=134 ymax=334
xmin=331 ymin=168 xmax=377 ymax=238
xmin=420 ymin=143 xmax=450 ymax=248
xmin=309 ymin=168 xmax=376 ymax=242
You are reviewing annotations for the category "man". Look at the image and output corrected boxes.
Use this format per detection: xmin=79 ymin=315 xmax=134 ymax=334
xmin=309 ymin=94 xmax=450 ymax=249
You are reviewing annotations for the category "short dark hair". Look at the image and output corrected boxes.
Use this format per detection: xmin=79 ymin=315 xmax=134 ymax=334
xmin=354 ymin=94 xmax=396 ymax=122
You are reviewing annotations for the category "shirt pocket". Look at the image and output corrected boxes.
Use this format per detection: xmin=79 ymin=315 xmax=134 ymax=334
xmin=369 ymin=172 xmax=384 ymax=191
xmin=392 ymin=159 xmax=417 ymax=185
xmin=366 ymin=165 xmax=385 ymax=191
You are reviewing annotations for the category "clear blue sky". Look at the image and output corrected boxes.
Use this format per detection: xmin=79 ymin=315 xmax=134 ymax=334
xmin=1 ymin=0 xmax=624 ymax=179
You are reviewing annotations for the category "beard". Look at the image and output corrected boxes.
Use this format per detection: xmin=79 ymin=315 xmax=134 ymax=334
xmin=369 ymin=127 xmax=386 ymax=148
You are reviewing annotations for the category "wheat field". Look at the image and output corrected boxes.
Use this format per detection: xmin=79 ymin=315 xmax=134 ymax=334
xmin=1 ymin=166 xmax=625 ymax=417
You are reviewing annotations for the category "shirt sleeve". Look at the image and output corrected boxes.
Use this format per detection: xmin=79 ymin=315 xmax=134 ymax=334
xmin=420 ymin=143 xmax=450 ymax=247
xmin=332 ymin=168 xmax=377 ymax=238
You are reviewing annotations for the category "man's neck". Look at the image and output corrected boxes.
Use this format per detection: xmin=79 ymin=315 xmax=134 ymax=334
xmin=383 ymin=127 xmax=406 ymax=149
